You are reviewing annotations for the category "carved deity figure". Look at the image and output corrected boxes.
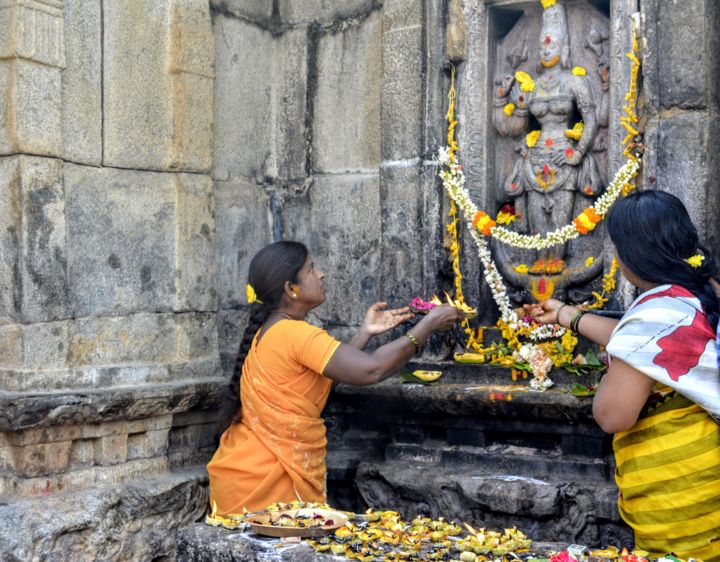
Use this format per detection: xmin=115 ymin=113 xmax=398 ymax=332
xmin=493 ymin=1 xmax=605 ymax=269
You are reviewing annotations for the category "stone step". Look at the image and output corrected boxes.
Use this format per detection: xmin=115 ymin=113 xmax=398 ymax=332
xmin=353 ymin=459 xmax=630 ymax=546
xmin=0 ymin=467 xmax=209 ymax=562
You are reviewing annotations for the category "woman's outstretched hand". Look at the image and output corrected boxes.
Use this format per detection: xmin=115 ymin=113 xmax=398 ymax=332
xmin=523 ymin=298 xmax=566 ymax=325
xmin=362 ymin=302 xmax=415 ymax=336
xmin=425 ymin=304 xmax=465 ymax=332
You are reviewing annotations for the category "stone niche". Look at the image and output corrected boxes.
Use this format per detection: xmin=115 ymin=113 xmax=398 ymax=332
xmin=456 ymin=0 xmax=637 ymax=307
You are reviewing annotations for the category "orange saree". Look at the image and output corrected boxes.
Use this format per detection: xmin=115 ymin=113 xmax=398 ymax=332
xmin=207 ymin=319 xmax=341 ymax=515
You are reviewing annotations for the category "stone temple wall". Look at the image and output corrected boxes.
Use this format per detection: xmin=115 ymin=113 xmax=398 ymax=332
xmin=0 ymin=0 xmax=719 ymax=560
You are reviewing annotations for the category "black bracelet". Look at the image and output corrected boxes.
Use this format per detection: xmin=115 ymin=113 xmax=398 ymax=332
xmin=570 ymin=310 xmax=588 ymax=333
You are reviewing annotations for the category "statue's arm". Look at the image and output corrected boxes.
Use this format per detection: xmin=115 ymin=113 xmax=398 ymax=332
xmin=572 ymin=76 xmax=599 ymax=155
xmin=493 ymin=74 xmax=528 ymax=137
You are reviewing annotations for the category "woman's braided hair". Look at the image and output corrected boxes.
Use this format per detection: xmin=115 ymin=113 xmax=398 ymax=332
xmin=229 ymin=241 xmax=309 ymax=410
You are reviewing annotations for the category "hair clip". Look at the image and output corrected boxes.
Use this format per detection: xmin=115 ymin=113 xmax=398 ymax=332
xmin=245 ymin=284 xmax=262 ymax=304
xmin=685 ymin=254 xmax=704 ymax=268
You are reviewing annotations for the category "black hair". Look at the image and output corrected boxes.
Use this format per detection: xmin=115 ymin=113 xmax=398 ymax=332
xmin=229 ymin=241 xmax=309 ymax=408
xmin=607 ymin=190 xmax=719 ymax=331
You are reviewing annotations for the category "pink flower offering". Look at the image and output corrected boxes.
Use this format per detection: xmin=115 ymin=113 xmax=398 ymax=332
xmin=410 ymin=297 xmax=437 ymax=311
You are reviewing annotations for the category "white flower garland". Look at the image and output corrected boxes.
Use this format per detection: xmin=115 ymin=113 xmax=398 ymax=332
xmin=439 ymin=148 xmax=641 ymax=250
xmin=437 ymin=149 xmax=640 ymax=341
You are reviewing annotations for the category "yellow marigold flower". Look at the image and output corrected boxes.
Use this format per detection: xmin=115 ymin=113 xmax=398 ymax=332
xmin=496 ymin=211 xmax=516 ymax=225
xmin=565 ymin=122 xmax=584 ymax=141
xmin=584 ymin=256 xmax=595 ymax=267
xmin=514 ymin=264 xmax=529 ymax=274
xmin=685 ymin=254 xmax=704 ymax=268
xmin=503 ymin=103 xmax=516 ymax=117
xmin=572 ymin=66 xmax=587 ymax=77
xmin=541 ymin=0 xmax=557 ymax=8
xmin=526 ymin=130 xmax=541 ymax=148
xmin=515 ymin=71 xmax=535 ymax=93
xmin=245 ymin=284 xmax=262 ymax=304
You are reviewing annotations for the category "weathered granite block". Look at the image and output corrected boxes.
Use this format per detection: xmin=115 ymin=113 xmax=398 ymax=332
xmin=0 ymin=1 xmax=64 ymax=156
xmin=212 ymin=15 xmax=273 ymax=181
xmin=127 ymin=428 xmax=170 ymax=460
xmin=0 ymin=156 xmax=68 ymax=324
xmin=643 ymin=0 xmax=720 ymax=110
xmin=379 ymin=162 xmax=424 ymax=305
xmin=69 ymin=438 xmax=95 ymax=469
xmin=651 ymin=110 xmax=720 ymax=243
xmin=283 ymin=174 xmax=382 ymax=325
xmin=62 ymin=0 xmax=102 ymax=165
xmin=217 ymin=308 xmax=248 ymax=379
xmin=210 ymin=0 xmax=273 ymax=22
xmin=381 ymin=4 xmax=423 ymax=161
xmin=0 ymin=320 xmax=68 ymax=370
xmin=65 ymin=164 xmax=176 ymax=316
xmin=10 ymin=440 xmax=72 ymax=478
xmin=279 ymin=0 xmax=375 ymax=25
xmin=215 ymin=179 xmax=271 ymax=308
xmin=274 ymin=28 xmax=309 ymax=181
xmin=95 ymin=434 xmax=128 ymax=467
xmin=0 ymin=469 xmax=207 ymax=561
xmin=174 ymin=174 xmax=218 ymax=312
xmin=312 ymin=12 xmax=382 ymax=173
xmin=103 ymin=0 xmax=213 ymax=172
xmin=176 ymin=313 xmax=219 ymax=362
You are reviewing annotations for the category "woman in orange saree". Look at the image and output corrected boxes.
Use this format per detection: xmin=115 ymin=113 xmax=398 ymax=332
xmin=208 ymin=241 xmax=463 ymax=515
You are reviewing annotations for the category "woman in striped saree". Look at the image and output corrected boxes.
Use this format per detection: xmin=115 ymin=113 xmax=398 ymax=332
xmin=529 ymin=191 xmax=720 ymax=559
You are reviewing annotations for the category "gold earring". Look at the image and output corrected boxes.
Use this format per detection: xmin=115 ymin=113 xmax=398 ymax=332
xmin=292 ymin=293 xmax=298 ymax=299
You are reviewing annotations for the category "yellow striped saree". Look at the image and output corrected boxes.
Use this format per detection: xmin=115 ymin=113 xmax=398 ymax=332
xmin=614 ymin=390 xmax=720 ymax=560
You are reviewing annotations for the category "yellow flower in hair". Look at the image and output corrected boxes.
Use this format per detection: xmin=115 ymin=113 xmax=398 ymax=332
xmin=685 ymin=254 xmax=704 ymax=268
xmin=245 ymin=284 xmax=262 ymax=304
xmin=584 ymin=256 xmax=595 ymax=267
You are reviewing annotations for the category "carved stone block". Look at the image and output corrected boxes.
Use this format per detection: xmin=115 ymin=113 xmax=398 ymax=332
xmin=212 ymin=14 xmax=273 ymax=181
xmin=61 ymin=0 xmax=102 ymax=165
xmin=215 ymin=178 xmax=271 ymax=308
xmin=381 ymin=1 xmax=423 ymax=161
xmin=103 ymin=0 xmax=213 ymax=172
xmin=0 ymin=156 xmax=68 ymax=324
xmin=174 ymin=174 xmax=217 ymax=312
xmin=283 ymin=174 xmax=381 ymax=326
xmin=312 ymin=11 xmax=381 ymax=173
xmin=65 ymin=164 xmax=176 ymax=317
xmin=0 ymin=1 xmax=65 ymax=156
xmin=379 ymin=163 xmax=423 ymax=304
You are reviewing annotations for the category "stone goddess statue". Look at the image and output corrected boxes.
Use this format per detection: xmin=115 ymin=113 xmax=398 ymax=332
xmin=493 ymin=1 xmax=605 ymax=269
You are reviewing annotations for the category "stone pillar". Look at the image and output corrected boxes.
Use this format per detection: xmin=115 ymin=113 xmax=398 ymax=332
xmin=641 ymin=0 xmax=720 ymax=257
xmin=0 ymin=1 xmax=224 ymax=558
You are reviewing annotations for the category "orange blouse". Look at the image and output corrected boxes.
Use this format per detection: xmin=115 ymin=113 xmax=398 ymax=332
xmin=207 ymin=319 xmax=341 ymax=515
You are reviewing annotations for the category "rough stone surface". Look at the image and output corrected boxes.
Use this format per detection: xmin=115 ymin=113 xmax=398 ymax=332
xmin=381 ymin=0 xmax=423 ymax=161
xmin=103 ymin=0 xmax=214 ymax=172
xmin=0 ymin=156 xmax=68 ymax=324
xmin=210 ymin=0 xmax=273 ymax=23
xmin=62 ymin=0 xmax=102 ymax=165
xmin=279 ymin=0 xmax=376 ymax=25
xmin=64 ymin=164 xmax=217 ymax=317
xmin=312 ymin=11 xmax=382 ymax=173
xmin=0 ymin=469 xmax=208 ymax=562
xmin=215 ymin=179 xmax=272 ymax=309
xmin=379 ymin=162 xmax=424 ymax=305
xmin=174 ymin=173 xmax=218 ymax=312
xmin=283 ymin=174 xmax=382 ymax=326
xmin=212 ymin=15 xmax=274 ymax=181
xmin=217 ymin=308 xmax=249 ymax=380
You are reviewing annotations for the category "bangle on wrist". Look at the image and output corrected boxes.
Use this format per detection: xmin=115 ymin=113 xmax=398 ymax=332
xmin=556 ymin=303 xmax=570 ymax=327
xmin=405 ymin=333 xmax=421 ymax=354
xmin=569 ymin=310 xmax=588 ymax=333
